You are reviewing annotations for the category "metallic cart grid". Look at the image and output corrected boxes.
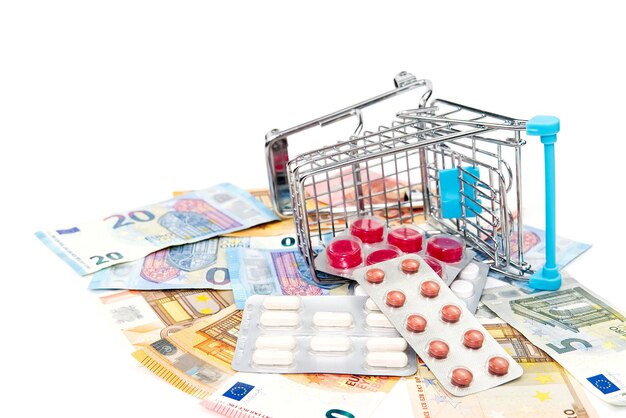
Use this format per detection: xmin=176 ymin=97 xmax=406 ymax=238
xmin=266 ymin=72 xmax=558 ymax=287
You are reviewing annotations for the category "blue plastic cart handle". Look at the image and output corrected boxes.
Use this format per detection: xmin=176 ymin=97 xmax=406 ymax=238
xmin=526 ymin=116 xmax=561 ymax=290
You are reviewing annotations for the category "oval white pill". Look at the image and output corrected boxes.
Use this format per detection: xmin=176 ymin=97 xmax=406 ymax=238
xmin=310 ymin=336 xmax=351 ymax=352
xmin=354 ymin=285 xmax=368 ymax=297
xmin=260 ymin=311 xmax=300 ymax=327
xmin=365 ymin=298 xmax=381 ymax=311
xmin=450 ymin=279 xmax=475 ymax=299
xmin=262 ymin=295 xmax=301 ymax=310
xmin=313 ymin=312 xmax=353 ymax=327
xmin=366 ymin=312 xmax=394 ymax=328
xmin=255 ymin=335 xmax=297 ymax=350
xmin=366 ymin=351 xmax=408 ymax=368
xmin=459 ymin=262 xmax=480 ymax=281
xmin=252 ymin=349 xmax=294 ymax=366
xmin=366 ymin=337 xmax=407 ymax=352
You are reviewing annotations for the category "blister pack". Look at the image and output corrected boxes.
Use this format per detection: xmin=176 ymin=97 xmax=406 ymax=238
xmin=352 ymin=254 xmax=523 ymax=396
xmin=424 ymin=234 xmax=476 ymax=284
xmin=232 ymin=295 xmax=418 ymax=376
xmin=449 ymin=261 xmax=489 ymax=314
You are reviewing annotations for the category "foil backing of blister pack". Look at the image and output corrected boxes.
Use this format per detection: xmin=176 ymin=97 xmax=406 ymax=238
xmin=232 ymin=295 xmax=418 ymax=376
xmin=352 ymin=254 xmax=523 ymax=396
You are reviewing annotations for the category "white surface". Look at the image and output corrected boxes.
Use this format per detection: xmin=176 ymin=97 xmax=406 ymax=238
xmin=1 ymin=1 xmax=625 ymax=417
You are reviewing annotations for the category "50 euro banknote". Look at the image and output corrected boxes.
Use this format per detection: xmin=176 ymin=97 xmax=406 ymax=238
xmin=36 ymin=183 xmax=278 ymax=275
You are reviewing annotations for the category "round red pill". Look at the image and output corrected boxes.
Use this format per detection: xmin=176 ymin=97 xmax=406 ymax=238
xmin=463 ymin=330 xmax=484 ymax=349
xmin=406 ymin=314 xmax=427 ymax=333
xmin=420 ymin=280 xmax=440 ymax=298
xmin=386 ymin=290 xmax=406 ymax=308
xmin=365 ymin=268 xmax=385 ymax=284
xmin=428 ymin=340 xmax=449 ymax=359
xmin=426 ymin=235 xmax=465 ymax=263
xmin=387 ymin=227 xmax=423 ymax=253
xmin=327 ymin=237 xmax=362 ymax=269
xmin=488 ymin=356 xmax=510 ymax=376
xmin=401 ymin=258 xmax=420 ymax=274
xmin=350 ymin=217 xmax=385 ymax=244
xmin=441 ymin=304 xmax=462 ymax=323
xmin=422 ymin=255 xmax=444 ymax=278
xmin=366 ymin=245 xmax=401 ymax=266
xmin=451 ymin=368 xmax=473 ymax=387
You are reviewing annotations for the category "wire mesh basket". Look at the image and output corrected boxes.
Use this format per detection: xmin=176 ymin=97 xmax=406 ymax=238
xmin=265 ymin=72 xmax=560 ymax=289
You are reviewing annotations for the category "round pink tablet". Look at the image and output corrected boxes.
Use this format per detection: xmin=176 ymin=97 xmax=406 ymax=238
xmin=428 ymin=340 xmax=449 ymax=359
xmin=451 ymin=368 xmax=473 ymax=387
xmin=420 ymin=280 xmax=440 ymax=298
xmin=350 ymin=217 xmax=385 ymax=244
xmin=406 ymin=314 xmax=427 ymax=333
xmin=488 ymin=356 xmax=510 ymax=376
xmin=365 ymin=268 xmax=385 ymax=284
xmin=386 ymin=290 xmax=406 ymax=308
xmin=441 ymin=304 xmax=462 ymax=323
xmin=327 ymin=237 xmax=362 ymax=269
xmin=401 ymin=258 xmax=421 ymax=274
xmin=463 ymin=330 xmax=484 ymax=349
xmin=387 ymin=227 xmax=423 ymax=253
xmin=426 ymin=235 xmax=465 ymax=263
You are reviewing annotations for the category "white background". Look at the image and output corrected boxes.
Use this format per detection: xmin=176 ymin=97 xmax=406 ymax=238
xmin=1 ymin=1 xmax=625 ymax=417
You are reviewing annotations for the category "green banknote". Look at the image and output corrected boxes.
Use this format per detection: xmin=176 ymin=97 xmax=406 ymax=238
xmin=482 ymin=274 xmax=626 ymax=406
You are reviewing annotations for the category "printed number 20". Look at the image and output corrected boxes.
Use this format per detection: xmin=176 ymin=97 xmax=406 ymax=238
xmin=546 ymin=338 xmax=592 ymax=354
xmin=90 ymin=252 xmax=123 ymax=265
xmin=105 ymin=210 xmax=155 ymax=229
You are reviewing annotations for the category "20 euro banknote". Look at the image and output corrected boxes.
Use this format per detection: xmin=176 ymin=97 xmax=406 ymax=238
xmin=36 ymin=183 xmax=278 ymax=275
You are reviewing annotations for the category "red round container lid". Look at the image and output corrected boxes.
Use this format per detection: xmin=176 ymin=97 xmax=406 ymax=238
xmin=327 ymin=238 xmax=362 ymax=269
xmin=366 ymin=247 xmax=401 ymax=266
xmin=426 ymin=235 xmax=465 ymax=263
xmin=350 ymin=218 xmax=385 ymax=244
xmin=387 ymin=227 xmax=423 ymax=253
xmin=422 ymin=255 xmax=444 ymax=277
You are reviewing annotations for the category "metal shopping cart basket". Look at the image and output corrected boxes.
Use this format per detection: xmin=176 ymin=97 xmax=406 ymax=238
xmin=265 ymin=72 xmax=561 ymax=291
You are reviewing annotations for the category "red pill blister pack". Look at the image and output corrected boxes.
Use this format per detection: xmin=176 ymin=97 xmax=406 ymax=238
xmin=314 ymin=216 xmax=475 ymax=285
xmin=352 ymin=254 xmax=523 ymax=396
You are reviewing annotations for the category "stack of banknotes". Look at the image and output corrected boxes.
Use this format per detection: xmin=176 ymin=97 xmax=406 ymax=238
xmin=36 ymin=183 xmax=626 ymax=417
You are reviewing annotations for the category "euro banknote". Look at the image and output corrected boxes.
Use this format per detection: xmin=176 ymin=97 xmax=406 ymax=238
xmin=226 ymin=247 xmax=350 ymax=308
xmin=406 ymin=319 xmax=598 ymax=417
xmin=174 ymin=188 xmax=297 ymax=238
xmin=98 ymin=288 xmax=234 ymax=349
xmin=36 ymin=183 xmax=278 ymax=275
xmin=482 ymin=274 xmax=626 ymax=405
xmin=204 ymin=372 xmax=399 ymax=418
xmin=88 ymin=235 xmax=298 ymax=290
xmin=475 ymin=225 xmax=590 ymax=291
xmin=132 ymin=303 xmax=399 ymax=417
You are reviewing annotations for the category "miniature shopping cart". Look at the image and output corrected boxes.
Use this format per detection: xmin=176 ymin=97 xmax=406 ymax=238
xmin=265 ymin=72 xmax=561 ymax=291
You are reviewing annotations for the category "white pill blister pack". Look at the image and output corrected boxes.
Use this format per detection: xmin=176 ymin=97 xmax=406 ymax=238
xmin=449 ymin=261 xmax=489 ymax=313
xmin=352 ymin=254 xmax=523 ymax=396
xmin=232 ymin=295 xmax=417 ymax=376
